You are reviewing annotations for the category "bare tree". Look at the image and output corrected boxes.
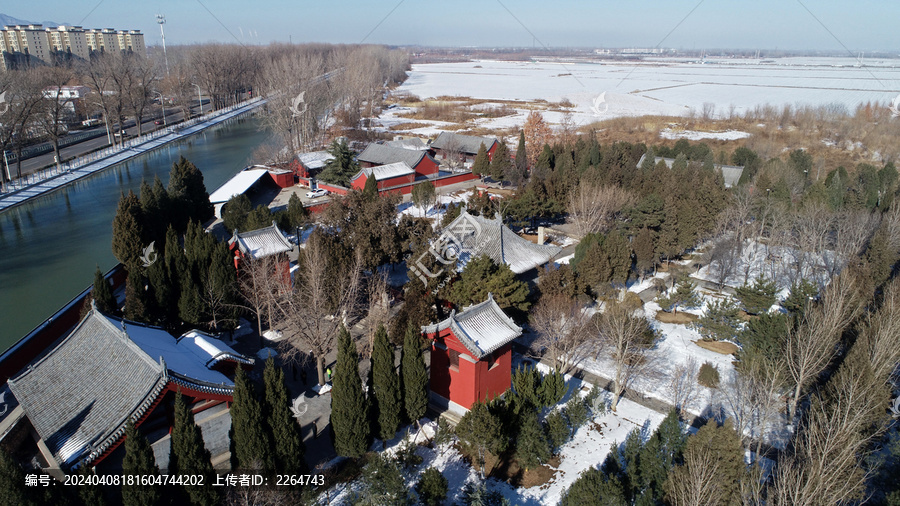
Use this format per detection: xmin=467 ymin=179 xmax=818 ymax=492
xmin=592 ymin=301 xmax=656 ymax=410
xmin=529 ymin=292 xmax=592 ymax=374
xmin=1 ymin=70 xmax=45 ymax=178
xmin=125 ymin=54 xmax=157 ymax=137
xmin=566 ymin=182 xmax=635 ymax=238
xmin=668 ymin=356 xmax=701 ymax=413
xmin=34 ymin=66 xmax=77 ymax=169
xmin=666 ymin=439 xmax=724 ymax=506
xmin=705 ymin=234 xmax=740 ymax=289
xmin=236 ymin=255 xmax=280 ymax=334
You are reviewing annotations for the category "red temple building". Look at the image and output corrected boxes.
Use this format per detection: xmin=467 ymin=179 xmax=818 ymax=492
xmin=6 ymin=305 xmax=254 ymax=473
xmin=422 ymin=294 xmax=522 ymax=412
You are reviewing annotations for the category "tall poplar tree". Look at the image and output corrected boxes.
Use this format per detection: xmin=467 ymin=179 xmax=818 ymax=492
xmin=371 ymin=324 xmax=401 ymax=444
xmin=230 ymin=365 xmax=275 ymax=472
xmin=331 ymin=325 xmax=369 ymax=457
xmin=401 ymin=324 xmax=428 ymax=425
xmin=122 ymin=421 xmax=161 ymax=506
xmin=263 ymin=359 xmax=306 ymax=474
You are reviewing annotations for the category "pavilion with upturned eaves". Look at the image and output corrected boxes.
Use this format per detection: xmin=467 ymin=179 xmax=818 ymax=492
xmin=422 ymin=294 xmax=522 ymax=412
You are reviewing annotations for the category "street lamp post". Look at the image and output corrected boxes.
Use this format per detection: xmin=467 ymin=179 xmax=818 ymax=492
xmin=153 ymin=92 xmax=167 ymax=127
xmin=192 ymin=84 xmax=203 ymax=116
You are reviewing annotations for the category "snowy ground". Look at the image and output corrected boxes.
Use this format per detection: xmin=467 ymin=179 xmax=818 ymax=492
xmin=316 ymin=374 xmax=667 ymax=506
xmin=660 ymin=128 xmax=752 ymax=141
xmin=396 ymin=59 xmax=900 ymax=131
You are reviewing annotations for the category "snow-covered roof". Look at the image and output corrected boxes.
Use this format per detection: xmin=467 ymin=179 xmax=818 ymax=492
xmin=351 ymin=161 xmax=415 ymax=182
xmin=384 ymin=138 xmax=427 ymax=150
xmin=358 ymin=143 xmax=430 ymax=168
xmin=229 ymin=222 xmax=293 ymax=259
xmin=297 ymin=150 xmax=334 ymax=170
xmin=442 ymin=210 xmax=561 ymax=274
xmin=431 ymin=131 xmax=497 ymax=155
xmin=636 ymin=154 xmax=744 ymax=188
xmin=422 ymin=293 xmax=522 ymax=359
xmin=209 ymin=168 xmax=269 ymax=204
xmin=7 ymin=309 xmax=250 ymax=469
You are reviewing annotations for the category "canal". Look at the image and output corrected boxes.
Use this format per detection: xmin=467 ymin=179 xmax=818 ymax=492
xmin=0 ymin=114 xmax=272 ymax=352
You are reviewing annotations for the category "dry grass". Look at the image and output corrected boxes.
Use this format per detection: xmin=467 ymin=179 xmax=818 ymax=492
xmin=655 ymin=311 xmax=699 ymax=324
xmin=694 ymin=340 xmax=740 ymax=355
xmin=387 ymin=122 xmax=430 ymax=131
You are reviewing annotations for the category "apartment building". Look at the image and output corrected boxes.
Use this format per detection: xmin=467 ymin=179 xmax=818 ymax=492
xmin=0 ymin=24 xmax=145 ymax=69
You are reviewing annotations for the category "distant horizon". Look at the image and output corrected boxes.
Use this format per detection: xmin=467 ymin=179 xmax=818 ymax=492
xmin=3 ymin=1 xmax=898 ymax=53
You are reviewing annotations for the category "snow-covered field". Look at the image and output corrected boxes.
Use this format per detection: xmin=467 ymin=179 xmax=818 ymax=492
xmin=394 ymin=58 xmax=900 ymax=129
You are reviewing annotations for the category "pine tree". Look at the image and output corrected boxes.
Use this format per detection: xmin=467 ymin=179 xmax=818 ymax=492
xmin=263 ymin=359 xmax=306 ymax=475
xmin=544 ymin=410 xmax=570 ymax=453
xmin=92 ymin=266 xmax=117 ymax=314
xmin=559 ymin=467 xmax=627 ymax=506
xmin=286 ymin=192 xmax=308 ymax=228
xmin=472 ymin=142 xmax=491 ymax=178
xmin=490 ymin=142 xmax=512 ymax=180
xmin=515 ymin=130 xmax=527 ymax=172
xmin=665 ymin=419 xmax=744 ymax=505
xmin=694 ymin=298 xmax=742 ymax=341
xmin=734 ymin=274 xmax=777 ymax=315
xmin=401 ymin=324 xmax=428 ymax=424
xmin=411 ymin=180 xmax=437 ymax=213
xmin=230 ymin=365 xmax=275 ymax=472
xmin=783 ymin=278 xmax=819 ymax=313
xmin=456 ymin=401 xmax=506 ymax=478
xmin=622 ymin=428 xmax=644 ymax=499
xmin=222 ymin=194 xmax=252 ymax=233
xmin=331 ymin=324 xmax=369 ymax=457
xmin=658 ymin=277 xmax=699 ymax=315
xmin=77 ymin=466 xmax=108 ymax=506
xmin=448 ymin=255 xmax=530 ymax=312
xmin=516 ymin=411 xmax=550 ymax=470
xmin=112 ymin=190 xmax=146 ymax=266
xmin=632 ymin=227 xmax=656 ymax=278
xmin=318 ymin=139 xmax=359 ymax=187
xmin=362 ymin=173 xmax=379 ymax=200
xmin=122 ymin=420 xmax=162 ymax=506
xmin=167 ymin=156 xmax=212 ymax=228
xmin=416 ymin=467 xmax=448 ymax=506
xmin=169 ymin=391 xmax=218 ymax=506
xmin=371 ymin=324 xmax=401 ymax=444
xmin=641 ymin=148 xmax=656 ymax=171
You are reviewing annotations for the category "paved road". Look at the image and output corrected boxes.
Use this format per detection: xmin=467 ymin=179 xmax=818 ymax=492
xmin=7 ymin=102 xmax=208 ymax=178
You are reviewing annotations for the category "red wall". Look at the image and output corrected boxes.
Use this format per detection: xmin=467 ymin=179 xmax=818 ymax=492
xmin=433 ymin=171 xmax=478 ymax=188
xmin=316 ymin=182 xmax=348 ymax=195
xmin=269 ymin=171 xmax=293 ymax=188
xmin=425 ymin=327 xmax=511 ymax=409
xmin=413 ymin=154 xmax=439 ymax=178
xmin=350 ymin=173 xmax=415 ymax=191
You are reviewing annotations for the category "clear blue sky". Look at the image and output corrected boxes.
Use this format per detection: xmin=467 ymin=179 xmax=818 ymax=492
xmin=6 ymin=1 xmax=898 ymax=51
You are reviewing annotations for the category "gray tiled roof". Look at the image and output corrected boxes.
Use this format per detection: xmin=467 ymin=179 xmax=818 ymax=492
xmin=358 ymin=143 xmax=429 ymax=168
xmin=431 ymin=132 xmax=497 ymax=155
xmin=351 ymin=162 xmax=415 ymax=182
xmin=443 ymin=210 xmax=562 ymax=274
xmin=229 ymin=222 xmax=293 ymax=259
xmin=9 ymin=311 xmax=165 ymax=467
xmin=422 ymin=294 xmax=522 ymax=359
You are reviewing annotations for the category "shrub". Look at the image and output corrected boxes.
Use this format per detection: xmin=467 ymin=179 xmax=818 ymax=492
xmin=415 ymin=467 xmax=448 ymax=506
xmin=697 ymin=362 xmax=720 ymax=388
xmin=539 ymin=368 xmax=567 ymax=407
xmin=458 ymin=480 xmax=510 ymax=506
xmin=585 ymin=386 xmax=606 ymax=415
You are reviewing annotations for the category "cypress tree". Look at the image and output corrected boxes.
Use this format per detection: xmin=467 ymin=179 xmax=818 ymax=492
xmin=632 ymin=227 xmax=656 ymax=278
xmin=515 ymin=130 xmax=527 ymax=172
xmin=559 ymin=467 xmax=627 ymax=506
xmin=112 ymin=190 xmax=146 ymax=266
xmin=77 ymin=466 xmax=108 ymax=506
xmin=734 ymin=274 xmax=777 ymax=315
xmin=401 ymin=324 xmax=428 ymax=424
xmin=162 ymin=225 xmax=183 ymax=324
xmin=230 ymin=365 xmax=275 ymax=472
xmin=263 ymin=359 xmax=306 ymax=475
xmin=222 ymin=194 xmax=252 ymax=233
xmin=123 ymin=266 xmax=150 ymax=323
xmin=456 ymin=401 xmax=506 ymax=478
xmin=363 ymin=173 xmax=379 ymax=200
xmin=372 ymin=324 xmax=401 ymax=444
xmin=286 ymin=193 xmax=308 ymax=228
xmin=331 ymin=324 xmax=369 ymax=457
xmin=490 ymin=142 xmax=512 ymax=180
xmin=146 ymin=257 xmax=171 ymax=325
xmin=168 ymin=156 xmax=212 ymax=228
xmin=203 ymin=242 xmax=237 ymax=331
xmin=472 ymin=143 xmax=490 ymax=178
xmin=516 ymin=411 xmax=550 ymax=470
xmin=0 ymin=450 xmax=33 ymax=506
xmin=92 ymin=266 xmax=117 ymax=314
xmin=178 ymin=274 xmax=203 ymax=326
xmin=694 ymin=298 xmax=742 ymax=341
xmin=622 ymin=428 xmax=643 ymax=500
xmin=122 ymin=421 xmax=162 ymax=506
xmin=169 ymin=391 xmax=218 ymax=506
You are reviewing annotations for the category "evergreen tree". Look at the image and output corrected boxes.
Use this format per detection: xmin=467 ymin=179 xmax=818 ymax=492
xmin=632 ymin=227 xmax=656 ymax=278
xmin=472 ymin=142 xmax=491 ymax=178
xmin=544 ymin=410 xmax=570 ymax=454
xmin=734 ymin=274 xmax=777 ymax=315
xmin=77 ymin=466 xmax=108 ymax=506
xmin=658 ymin=277 xmax=699 ymax=315
xmin=331 ymin=325 xmax=369 ymax=457
xmin=263 ymin=359 xmax=306 ymax=475
xmin=564 ymin=396 xmax=589 ymax=430
xmin=448 ymin=255 xmax=530 ymax=312
xmin=112 ymin=190 xmax=146 ymax=266
xmin=230 ymin=365 xmax=275 ymax=472
xmin=162 ymin=225 xmax=183 ymax=324
xmin=516 ymin=411 xmax=550 ymax=470
xmin=318 ymin=139 xmax=359 ymax=187
xmin=559 ymin=467 xmax=627 ymax=506
xmin=693 ymin=298 xmax=742 ymax=341
xmin=242 ymin=205 xmax=274 ymax=233
xmin=123 ymin=266 xmax=150 ymax=323
xmin=783 ymin=278 xmax=819 ymax=313
xmin=169 ymin=391 xmax=218 ymax=506
xmin=622 ymin=428 xmax=644 ymax=499
xmin=354 ymin=453 xmax=411 ymax=505
xmin=539 ymin=369 xmax=567 ymax=407
xmin=411 ymin=180 xmax=437 ymax=212
xmin=656 ymin=409 xmax=686 ymax=467
xmin=0 ymin=450 xmax=33 ymax=506
xmin=640 ymin=147 xmax=656 ymax=171
xmin=372 ymin=324 xmax=401 ymax=444
xmin=178 ymin=274 xmax=203 ymax=326
xmin=490 ymin=142 xmax=512 ymax=180
xmin=401 ymin=324 xmax=428 ymax=424
xmin=416 ymin=467 xmax=448 ymax=506
xmin=737 ymin=312 xmax=791 ymax=364
xmin=168 ymin=156 xmax=212 ymax=228
xmin=456 ymin=401 xmax=506 ymax=478
xmin=92 ymin=266 xmax=117 ymax=314
xmin=146 ymin=258 xmax=171 ymax=325
xmin=222 ymin=194 xmax=252 ymax=233
xmin=286 ymin=193 xmax=308 ymax=228
xmin=122 ymin=421 xmax=161 ymax=506
xmin=515 ymin=130 xmax=527 ymax=172
xmin=362 ymin=173 xmax=379 ymax=200
xmin=665 ymin=419 xmax=744 ymax=505
xmin=202 ymin=242 xmax=237 ymax=331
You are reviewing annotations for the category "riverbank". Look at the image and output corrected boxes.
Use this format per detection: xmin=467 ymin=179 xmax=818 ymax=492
xmin=0 ymin=98 xmax=267 ymax=213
